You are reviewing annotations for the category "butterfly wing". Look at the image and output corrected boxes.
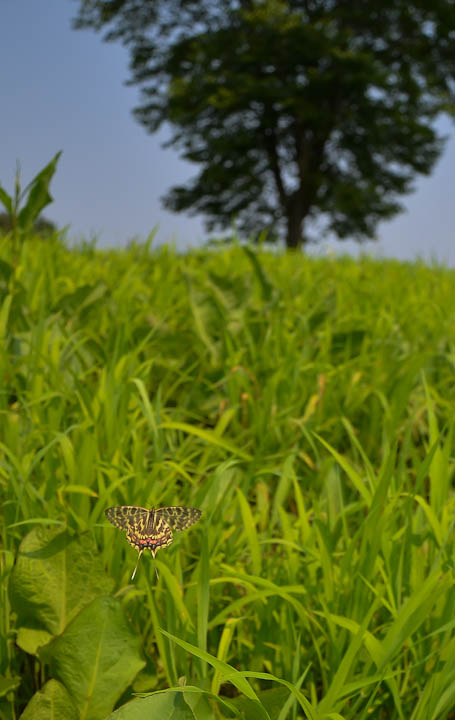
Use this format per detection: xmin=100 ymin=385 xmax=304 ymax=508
xmin=156 ymin=506 xmax=202 ymax=531
xmin=106 ymin=505 xmax=200 ymax=564
xmin=105 ymin=506 xmax=150 ymax=533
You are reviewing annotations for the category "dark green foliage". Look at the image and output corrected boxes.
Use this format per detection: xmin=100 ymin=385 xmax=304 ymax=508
xmin=74 ymin=1 xmax=455 ymax=247
xmin=1 ymin=237 xmax=455 ymax=719
xmin=0 ymin=212 xmax=56 ymax=236
xmin=8 ymin=528 xmax=142 ymax=719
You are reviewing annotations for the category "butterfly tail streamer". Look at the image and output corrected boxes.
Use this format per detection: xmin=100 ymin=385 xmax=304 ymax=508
xmin=131 ymin=550 xmax=143 ymax=580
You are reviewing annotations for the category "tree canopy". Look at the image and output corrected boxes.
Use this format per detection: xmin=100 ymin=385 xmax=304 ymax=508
xmin=74 ymin=0 xmax=455 ymax=248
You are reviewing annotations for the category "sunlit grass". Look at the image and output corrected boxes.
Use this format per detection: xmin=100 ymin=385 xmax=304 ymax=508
xmin=0 ymin=233 xmax=454 ymax=719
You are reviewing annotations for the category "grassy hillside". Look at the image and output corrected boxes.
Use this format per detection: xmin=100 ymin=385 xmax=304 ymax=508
xmin=1 ymin=234 xmax=454 ymax=720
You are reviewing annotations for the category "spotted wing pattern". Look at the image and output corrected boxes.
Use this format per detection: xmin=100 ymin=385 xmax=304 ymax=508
xmin=105 ymin=505 xmax=201 ymax=561
xmin=105 ymin=506 xmax=173 ymax=558
xmin=105 ymin=506 xmax=149 ymax=533
xmin=156 ymin=506 xmax=202 ymax=531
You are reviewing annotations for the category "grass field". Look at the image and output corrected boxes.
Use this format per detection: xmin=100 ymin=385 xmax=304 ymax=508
xmin=0 ymin=233 xmax=454 ymax=720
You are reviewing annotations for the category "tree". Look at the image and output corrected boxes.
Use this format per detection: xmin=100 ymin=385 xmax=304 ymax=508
xmin=74 ymin=1 xmax=455 ymax=249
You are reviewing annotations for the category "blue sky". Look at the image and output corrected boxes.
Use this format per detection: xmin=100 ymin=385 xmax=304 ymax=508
xmin=1 ymin=0 xmax=454 ymax=264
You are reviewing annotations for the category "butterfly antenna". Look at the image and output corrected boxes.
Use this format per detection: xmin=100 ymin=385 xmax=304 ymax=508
xmin=131 ymin=550 xmax=143 ymax=581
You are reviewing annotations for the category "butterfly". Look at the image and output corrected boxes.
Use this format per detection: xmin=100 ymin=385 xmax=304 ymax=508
xmin=105 ymin=505 xmax=202 ymax=580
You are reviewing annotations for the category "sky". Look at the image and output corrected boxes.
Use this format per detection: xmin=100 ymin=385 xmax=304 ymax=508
xmin=1 ymin=0 xmax=454 ymax=264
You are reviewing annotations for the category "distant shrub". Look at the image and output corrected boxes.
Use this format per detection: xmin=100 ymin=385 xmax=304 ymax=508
xmin=0 ymin=211 xmax=57 ymax=237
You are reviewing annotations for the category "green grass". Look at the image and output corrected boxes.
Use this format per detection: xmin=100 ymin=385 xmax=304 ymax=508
xmin=0 ymin=233 xmax=454 ymax=720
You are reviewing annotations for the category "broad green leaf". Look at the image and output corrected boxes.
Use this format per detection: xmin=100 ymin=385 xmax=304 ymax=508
xmin=105 ymin=693 xmax=194 ymax=719
xmin=0 ymin=675 xmax=21 ymax=698
xmin=16 ymin=629 xmax=53 ymax=656
xmin=19 ymin=679 xmax=78 ymax=720
xmin=105 ymin=687 xmax=236 ymax=719
xmin=48 ymin=596 xmax=145 ymax=720
xmin=183 ymin=688 xmax=220 ymax=720
xmin=9 ymin=527 xmax=114 ymax=645
xmin=230 ymin=686 xmax=289 ymax=720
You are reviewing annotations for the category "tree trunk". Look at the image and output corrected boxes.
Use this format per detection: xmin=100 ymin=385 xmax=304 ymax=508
xmin=285 ymin=194 xmax=306 ymax=249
